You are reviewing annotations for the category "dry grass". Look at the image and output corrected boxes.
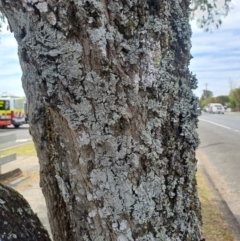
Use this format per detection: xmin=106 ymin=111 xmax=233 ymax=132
xmin=1 ymin=142 xmax=235 ymax=240
xmin=197 ymin=172 xmax=235 ymax=241
xmin=0 ymin=142 xmax=37 ymax=156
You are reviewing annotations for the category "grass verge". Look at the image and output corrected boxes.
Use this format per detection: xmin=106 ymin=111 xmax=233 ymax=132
xmin=0 ymin=142 xmax=235 ymax=240
xmin=0 ymin=142 xmax=36 ymax=156
xmin=197 ymin=172 xmax=235 ymax=241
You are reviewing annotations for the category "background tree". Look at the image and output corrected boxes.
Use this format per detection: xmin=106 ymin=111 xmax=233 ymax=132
xmin=199 ymin=93 xmax=229 ymax=109
xmin=190 ymin=0 xmax=231 ymax=30
xmin=0 ymin=0 xmax=233 ymax=240
xmin=229 ymin=89 xmax=236 ymax=108
xmin=202 ymin=89 xmax=213 ymax=99
xmin=214 ymin=95 xmax=229 ymax=106
xmin=199 ymin=89 xmax=213 ymax=108
xmin=229 ymin=87 xmax=240 ymax=111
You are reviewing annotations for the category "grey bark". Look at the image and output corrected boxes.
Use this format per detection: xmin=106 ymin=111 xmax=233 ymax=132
xmin=0 ymin=183 xmax=51 ymax=240
xmin=0 ymin=0 xmax=202 ymax=240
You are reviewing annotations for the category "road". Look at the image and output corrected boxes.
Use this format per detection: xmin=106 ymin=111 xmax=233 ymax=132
xmin=197 ymin=112 xmax=240 ymax=230
xmin=0 ymin=125 xmax=51 ymax=236
xmin=0 ymin=124 xmax=32 ymax=149
xmin=1 ymin=114 xmax=240 ymax=237
xmin=199 ymin=112 xmax=240 ymax=133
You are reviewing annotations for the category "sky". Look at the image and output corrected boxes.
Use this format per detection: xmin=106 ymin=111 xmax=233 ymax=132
xmin=0 ymin=2 xmax=240 ymax=98
xmin=190 ymin=0 xmax=240 ymax=97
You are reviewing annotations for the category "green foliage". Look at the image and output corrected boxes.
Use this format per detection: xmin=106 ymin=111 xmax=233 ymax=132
xmin=200 ymin=93 xmax=230 ymax=109
xmin=199 ymin=87 xmax=231 ymax=109
xmin=229 ymin=89 xmax=236 ymax=108
xmin=214 ymin=95 xmax=229 ymax=106
xmin=229 ymin=88 xmax=240 ymax=110
xmin=199 ymin=97 xmax=207 ymax=109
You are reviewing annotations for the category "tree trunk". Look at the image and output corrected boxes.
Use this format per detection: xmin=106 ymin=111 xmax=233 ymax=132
xmin=0 ymin=0 xmax=202 ymax=240
xmin=0 ymin=184 xmax=51 ymax=241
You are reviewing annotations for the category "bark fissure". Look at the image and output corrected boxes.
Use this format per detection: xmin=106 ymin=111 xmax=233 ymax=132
xmin=0 ymin=0 xmax=202 ymax=240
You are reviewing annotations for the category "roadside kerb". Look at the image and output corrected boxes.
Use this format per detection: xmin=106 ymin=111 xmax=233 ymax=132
xmin=0 ymin=134 xmax=20 ymax=180
xmin=197 ymin=149 xmax=240 ymax=241
xmin=3 ymin=155 xmax=51 ymax=237
xmin=225 ymin=112 xmax=240 ymax=115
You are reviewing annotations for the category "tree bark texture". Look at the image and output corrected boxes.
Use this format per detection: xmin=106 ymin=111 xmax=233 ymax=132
xmin=0 ymin=184 xmax=51 ymax=241
xmin=0 ymin=0 xmax=202 ymax=240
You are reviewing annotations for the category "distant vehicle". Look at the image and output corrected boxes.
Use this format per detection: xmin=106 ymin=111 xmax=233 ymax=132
xmin=0 ymin=93 xmax=26 ymax=128
xmin=208 ymin=103 xmax=225 ymax=114
xmin=203 ymin=106 xmax=209 ymax=112
xmin=0 ymin=99 xmax=12 ymax=127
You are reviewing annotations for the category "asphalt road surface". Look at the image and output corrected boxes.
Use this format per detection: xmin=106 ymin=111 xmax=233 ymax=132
xmin=199 ymin=112 xmax=240 ymax=133
xmin=0 ymin=124 xmax=32 ymax=149
xmin=197 ymin=112 xmax=240 ymax=228
xmin=1 ymin=113 xmax=240 ymax=236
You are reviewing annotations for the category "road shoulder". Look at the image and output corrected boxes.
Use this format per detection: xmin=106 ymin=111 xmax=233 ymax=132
xmin=197 ymin=149 xmax=240 ymax=241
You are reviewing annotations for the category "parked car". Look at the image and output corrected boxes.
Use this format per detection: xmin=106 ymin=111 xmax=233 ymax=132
xmin=203 ymin=106 xmax=209 ymax=112
xmin=208 ymin=103 xmax=224 ymax=114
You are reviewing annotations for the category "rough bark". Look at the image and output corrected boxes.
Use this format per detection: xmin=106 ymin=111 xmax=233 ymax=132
xmin=0 ymin=0 xmax=202 ymax=240
xmin=0 ymin=183 xmax=50 ymax=241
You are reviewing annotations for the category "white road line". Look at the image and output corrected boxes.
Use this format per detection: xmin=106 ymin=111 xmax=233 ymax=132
xmin=199 ymin=118 xmax=231 ymax=130
xmin=16 ymin=139 xmax=32 ymax=142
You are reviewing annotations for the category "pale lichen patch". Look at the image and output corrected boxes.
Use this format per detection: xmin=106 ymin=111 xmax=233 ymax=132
xmin=35 ymin=2 xmax=48 ymax=13
xmin=0 ymin=0 xmax=202 ymax=239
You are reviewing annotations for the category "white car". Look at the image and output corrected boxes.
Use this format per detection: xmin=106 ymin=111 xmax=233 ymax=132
xmin=203 ymin=106 xmax=209 ymax=112
xmin=208 ymin=103 xmax=224 ymax=114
